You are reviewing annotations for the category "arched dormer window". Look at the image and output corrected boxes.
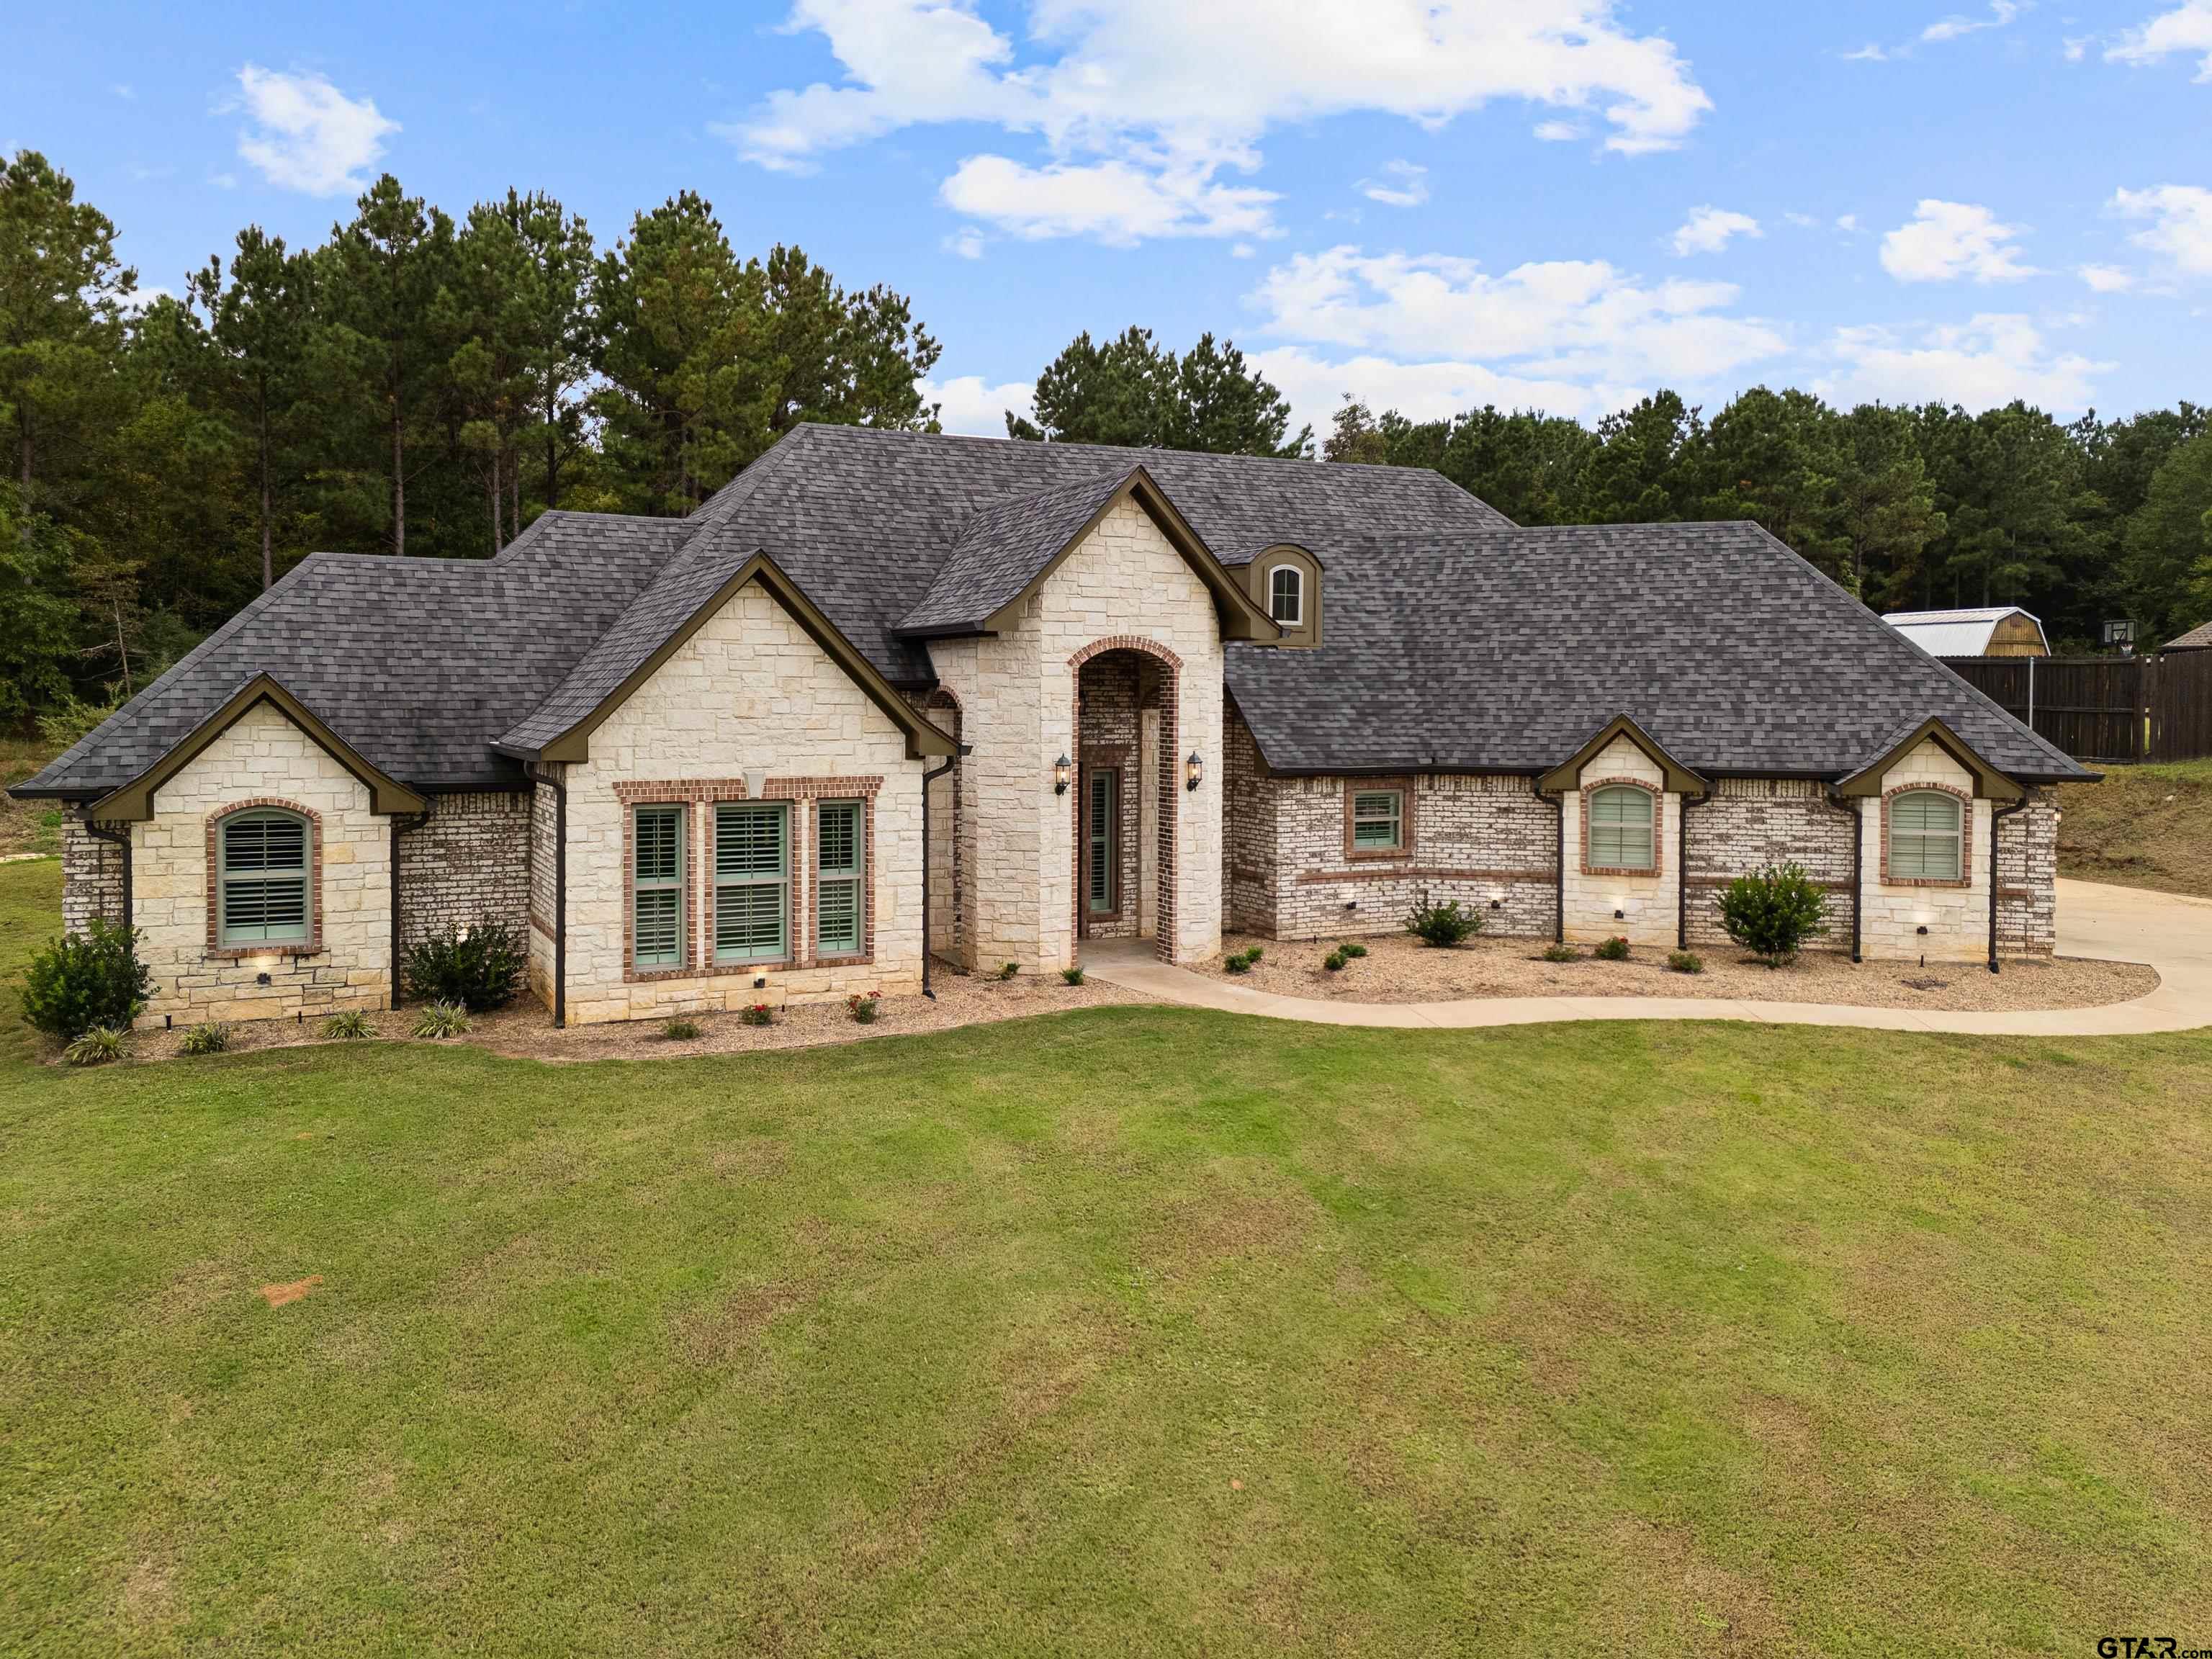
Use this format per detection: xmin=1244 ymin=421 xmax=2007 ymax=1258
xmin=1269 ymin=563 xmax=1304 ymax=626
xmin=217 ymin=807 xmax=311 ymax=945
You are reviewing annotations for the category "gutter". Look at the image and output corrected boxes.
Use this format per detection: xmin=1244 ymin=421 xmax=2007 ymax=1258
xmin=1530 ymin=775 xmax=1564 ymax=944
xmin=527 ymin=763 xmax=567 ymax=1027
xmin=1820 ymin=787 xmax=1863 ymax=963
xmin=83 ymin=814 xmax=132 ymax=936
xmin=919 ymin=746 xmax=967 ymax=998
xmin=1676 ymin=788 xmax=1711 ymax=950
xmin=1989 ymin=793 xmax=2030 ymax=975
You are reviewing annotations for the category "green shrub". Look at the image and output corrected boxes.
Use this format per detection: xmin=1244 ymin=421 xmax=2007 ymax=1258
xmin=1405 ymin=897 xmax=1481 ymax=948
xmin=35 ymin=691 xmax=126 ymax=750
xmin=1340 ymin=941 xmax=1369 ymax=959
xmin=1059 ymin=966 xmax=1084 ymax=986
xmin=1719 ymin=863 xmax=1830 ymax=966
xmin=179 ymin=1022 xmax=230 ymax=1056
xmin=63 ymin=1025 xmax=127 ymax=1066
xmin=1243 ymin=945 xmax=1262 ymax=965
xmin=1541 ymin=943 xmax=1580 ymax=963
xmin=740 ymin=1003 xmax=775 ymax=1028
xmin=22 ymin=920 xmax=153 ymax=1041
xmin=412 ymin=1001 xmax=471 ymax=1039
xmin=404 ymin=920 xmax=526 ymax=1012
xmin=321 ymin=1009 xmax=374 ymax=1040
xmin=1323 ymin=950 xmax=1347 ymax=972
xmin=997 ymin=961 xmax=1020 ymax=981
xmin=1593 ymin=935 xmax=1631 ymax=962
xmin=847 ymin=991 xmax=882 ymax=1022
xmin=661 ymin=1017 xmax=701 ymax=1040
xmin=1666 ymin=950 xmax=1705 ymax=975
xmin=1223 ymin=947 xmax=1261 ymax=974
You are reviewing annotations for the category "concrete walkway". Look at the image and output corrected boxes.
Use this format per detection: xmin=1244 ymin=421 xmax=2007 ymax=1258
xmin=1082 ymin=879 xmax=2212 ymax=1038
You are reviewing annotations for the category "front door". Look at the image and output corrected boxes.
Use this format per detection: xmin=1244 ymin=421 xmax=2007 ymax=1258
xmin=1086 ymin=766 xmax=1120 ymax=926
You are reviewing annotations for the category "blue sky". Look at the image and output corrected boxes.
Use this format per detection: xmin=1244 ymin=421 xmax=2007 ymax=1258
xmin=6 ymin=1 xmax=2211 ymax=440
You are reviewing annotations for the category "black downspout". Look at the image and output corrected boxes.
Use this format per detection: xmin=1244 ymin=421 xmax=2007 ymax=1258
xmin=84 ymin=814 xmax=132 ymax=935
xmin=1990 ymin=794 xmax=2029 ymax=976
xmin=1822 ymin=787 xmax=1863 ymax=963
xmin=1676 ymin=791 xmax=1709 ymax=950
xmin=920 ymin=747 xmax=963 ymax=999
xmin=1531 ymin=775 xmax=1563 ymax=944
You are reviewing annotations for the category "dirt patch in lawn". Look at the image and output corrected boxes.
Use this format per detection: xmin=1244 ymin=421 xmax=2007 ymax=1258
xmin=91 ymin=966 xmax=1153 ymax=1068
xmin=2059 ymin=759 xmax=2212 ymax=901
xmin=1202 ymin=930 xmax=2157 ymax=1013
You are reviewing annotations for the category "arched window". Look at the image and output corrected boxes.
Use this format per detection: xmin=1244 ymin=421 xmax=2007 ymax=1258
xmin=217 ymin=808 xmax=310 ymax=945
xmin=1269 ymin=565 xmax=1304 ymax=626
xmin=1588 ymin=786 xmax=1655 ymax=871
xmin=1889 ymin=789 xmax=1963 ymax=880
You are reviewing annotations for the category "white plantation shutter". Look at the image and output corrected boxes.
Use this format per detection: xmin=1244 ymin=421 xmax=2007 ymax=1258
xmin=219 ymin=811 xmax=310 ymax=945
xmin=1889 ymin=790 xmax=1962 ymax=879
xmin=1352 ymin=790 xmax=1402 ymax=850
xmin=633 ymin=805 xmax=685 ymax=968
xmin=715 ymin=803 xmax=788 ymax=961
xmin=1588 ymin=786 xmax=1654 ymax=871
xmin=817 ymin=801 xmax=863 ymax=956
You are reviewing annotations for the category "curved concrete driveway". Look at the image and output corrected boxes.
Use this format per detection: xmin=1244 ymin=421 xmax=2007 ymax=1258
xmin=1083 ymin=879 xmax=2212 ymax=1037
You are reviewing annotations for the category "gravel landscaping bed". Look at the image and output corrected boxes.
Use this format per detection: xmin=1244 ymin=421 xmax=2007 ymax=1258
xmin=86 ymin=968 xmax=1152 ymax=1066
xmin=1204 ymin=930 xmax=2160 ymax=1012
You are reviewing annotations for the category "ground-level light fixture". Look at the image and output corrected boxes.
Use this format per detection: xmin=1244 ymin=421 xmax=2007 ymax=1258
xmin=1185 ymin=750 xmax=1203 ymax=792
xmin=1053 ymin=754 xmax=1071 ymax=795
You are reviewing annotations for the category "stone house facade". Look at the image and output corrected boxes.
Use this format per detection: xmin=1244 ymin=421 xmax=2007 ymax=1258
xmin=17 ymin=426 xmax=2089 ymax=1028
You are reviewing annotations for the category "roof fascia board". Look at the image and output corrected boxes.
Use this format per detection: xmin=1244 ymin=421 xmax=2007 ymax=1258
xmin=1537 ymin=714 xmax=1709 ymax=796
xmin=535 ymin=552 xmax=957 ymax=765
xmin=88 ymin=675 xmax=428 ymax=822
xmin=1834 ymin=716 xmax=2026 ymax=801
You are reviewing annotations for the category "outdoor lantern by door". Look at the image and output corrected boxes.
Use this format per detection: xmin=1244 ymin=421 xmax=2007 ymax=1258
xmin=1185 ymin=750 xmax=1203 ymax=791
xmin=1053 ymin=754 xmax=1071 ymax=795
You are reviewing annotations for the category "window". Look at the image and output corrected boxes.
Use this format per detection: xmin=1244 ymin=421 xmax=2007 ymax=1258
xmin=715 ymin=802 xmax=788 ymax=962
xmin=1087 ymin=768 xmax=1119 ymax=914
xmin=217 ymin=809 xmax=310 ymax=945
xmin=817 ymin=801 xmax=864 ymax=956
xmin=632 ymin=805 xmax=685 ymax=968
xmin=1588 ymin=786 xmax=1655 ymax=871
xmin=1352 ymin=790 xmax=1403 ymax=851
xmin=1889 ymin=789 xmax=1963 ymax=880
xmin=1269 ymin=565 xmax=1304 ymax=626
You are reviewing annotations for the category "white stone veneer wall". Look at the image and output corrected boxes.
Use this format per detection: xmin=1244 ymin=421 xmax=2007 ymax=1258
xmin=1560 ymin=735 xmax=1679 ymax=948
xmin=559 ymin=580 xmax=925 ymax=1025
xmin=1859 ymin=738 xmax=1992 ymax=962
xmin=128 ymin=699 xmax=392 ymax=1026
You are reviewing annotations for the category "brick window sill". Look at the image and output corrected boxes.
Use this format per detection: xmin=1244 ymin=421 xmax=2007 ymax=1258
xmin=206 ymin=943 xmax=323 ymax=961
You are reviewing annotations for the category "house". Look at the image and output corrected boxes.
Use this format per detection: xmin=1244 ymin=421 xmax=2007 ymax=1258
xmin=1881 ymin=606 xmax=2051 ymax=659
xmin=14 ymin=426 xmax=2091 ymax=1029
xmin=2165 ymin=619 xmax=2212 ymax=652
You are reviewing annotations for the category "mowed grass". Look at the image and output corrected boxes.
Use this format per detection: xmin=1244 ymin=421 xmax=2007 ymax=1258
xmin=1 ymin=858 xmax=2208 ymax=1656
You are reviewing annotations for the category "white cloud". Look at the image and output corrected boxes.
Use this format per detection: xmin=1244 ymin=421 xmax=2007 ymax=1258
xmin=2114 ymin=183 xmax=2212 ymax=276
xmin=939 ymin=156 xmax=1277 ymax=243
xmin=723 ymin=0 xmax=1713 ymax=243
xmin=2107 ymin=1 xmax=2212 ymax=76
xmin=112 ymin=83 xmax=135 ymax=101
xmin=1532 ymin=120 xmax=1583 ymax=142
xmin=1843 ymin=42 xmax=1889 ymax=60
xmin=1248 ymin=345 xmax=1633 ymax=428
xmin=2062 ymin=35 xmax=2090 ymax=60
xmin=1880 ymin=199 xmax=2038 ymax=283
xmin=1813 ymin=314 xmax=2107 ymax=412
xmin=1360 ymin=160 xmax=1428 ymax=209
xmin=232 ymin=65 xmax=396 ymax=195
xmin=1922 ymin=1 xmax=2021 ymax=44
xmin=1246 ymin=245 xmax=1786 ymax=412
xmin=922 ymin=372 xmax=1035 ymax=436
xmin=1671 ymin=205 xmax=1761 ymax=256
xmin=2079 ymin=262 xmax=2136 ymax=292
xmin=943 ymin=228 xmax=985 ymax=259
xmin=1837 ymin=213 xmax=1861 ymax=233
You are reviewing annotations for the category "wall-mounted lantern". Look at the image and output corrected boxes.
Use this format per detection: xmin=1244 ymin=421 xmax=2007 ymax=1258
xmin=1053 ymin=754 xmax=1071 ymax=795
xmin=1185 ymin=750 xmax=1203 ymax=792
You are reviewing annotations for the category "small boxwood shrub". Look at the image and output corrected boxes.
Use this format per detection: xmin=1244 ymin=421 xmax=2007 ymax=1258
xmin=1222 ymin=947 xmax=1262 ymax=974
xmin=1719 ymin=862 xmax=1830 ymax=966
xmin=179 ymin=1022 xmax=230 ymax=1056
xmin=1405 ymin=897 xmax=1480 ymax=949
xmin=412 ymin=1000 xmax=470 ymax=1039
xmin=1323 ymin=950 xmax=1347 ymax=972
xmin=1541 ymin=943 xmax=1580 ymax=963
xmin=1593 ymin=936 xmax=1631 ymax=962
xmin=997 ymin=961 xmax=1020 ymax=981
xmin=661 ymin=1017 xmax=701 ymax=1040
xmin=22 ymin=920 xmax=153 ymax=1041
xmin=404 ymin=920 xmax=525 ymax=1012
xmin=63 ymin=1025 xmax=127 ymax=1066
xmin=1666 ymin=950 xmax=1705 ymax=975
xmin=1340 ymin=942 xmax=1369 ymax=959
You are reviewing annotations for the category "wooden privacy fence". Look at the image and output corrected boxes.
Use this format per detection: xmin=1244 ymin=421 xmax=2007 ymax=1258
xmin=1937 ymin=652 xmax=2212 ymax=765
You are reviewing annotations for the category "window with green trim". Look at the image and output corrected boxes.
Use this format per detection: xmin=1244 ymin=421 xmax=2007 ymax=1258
xmin=1588 ymin=786 xmax=1655 ymax=871
xmin=817 ymin=800 xmax=865 ymax=956
xmin=715 ymin=802 xmax=788 ymax=962
xmin=218 ymin=809 xmax=310 ymax=945
xmin=632 ymin=804 xmax=685 ymax=968
xmin=1889 ymin=789 xmax=1962 ymax=879
xmin=1352 ymin=789 xmax=1403 ymax=850
xmin=1087 ymin=769 xmax=1119 ymax=914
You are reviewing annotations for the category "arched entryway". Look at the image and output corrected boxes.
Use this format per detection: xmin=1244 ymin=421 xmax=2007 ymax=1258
xmin=1069 ymin=638 xmax=1180 ymax=960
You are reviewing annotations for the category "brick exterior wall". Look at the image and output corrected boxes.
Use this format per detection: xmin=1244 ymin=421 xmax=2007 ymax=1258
xmin=60 ymin=814 xmax=125 ymax=934
xmin=1075 ymin=650 xmax=1154 ymax=941
xmin=526 ymin=775 xmax=562 ymax=1005
xmin=1996 ymin=786 xmax=2059 ymax=956
xmin=395 ymin=791 xmax=531 ymax=950
xmin=1681 ymin=778 xmax=1857 ymax=948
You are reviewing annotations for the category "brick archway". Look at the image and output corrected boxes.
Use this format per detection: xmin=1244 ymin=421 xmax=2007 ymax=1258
xmin=1069 ymin=636 xmax=1182 ymax=962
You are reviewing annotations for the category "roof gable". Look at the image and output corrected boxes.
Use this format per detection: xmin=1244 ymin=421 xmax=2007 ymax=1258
xmin=1538 ymin=714 xmax=1709 ymax=796
xmin=1834 ymin=716 xmax=2026 ymax=801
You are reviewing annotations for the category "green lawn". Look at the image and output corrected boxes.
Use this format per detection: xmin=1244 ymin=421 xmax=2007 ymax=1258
xmin=1 ymin=856 xmax=2207 ymax=1655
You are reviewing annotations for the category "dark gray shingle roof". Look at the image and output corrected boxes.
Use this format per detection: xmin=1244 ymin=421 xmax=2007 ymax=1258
xmin=896 ymin=467 xmax=1136 ymax=634
xmin=1224 ymin=523 xmax=2092 ymax=781
xmin=21 ymin=511 xmax=686 ymax=798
